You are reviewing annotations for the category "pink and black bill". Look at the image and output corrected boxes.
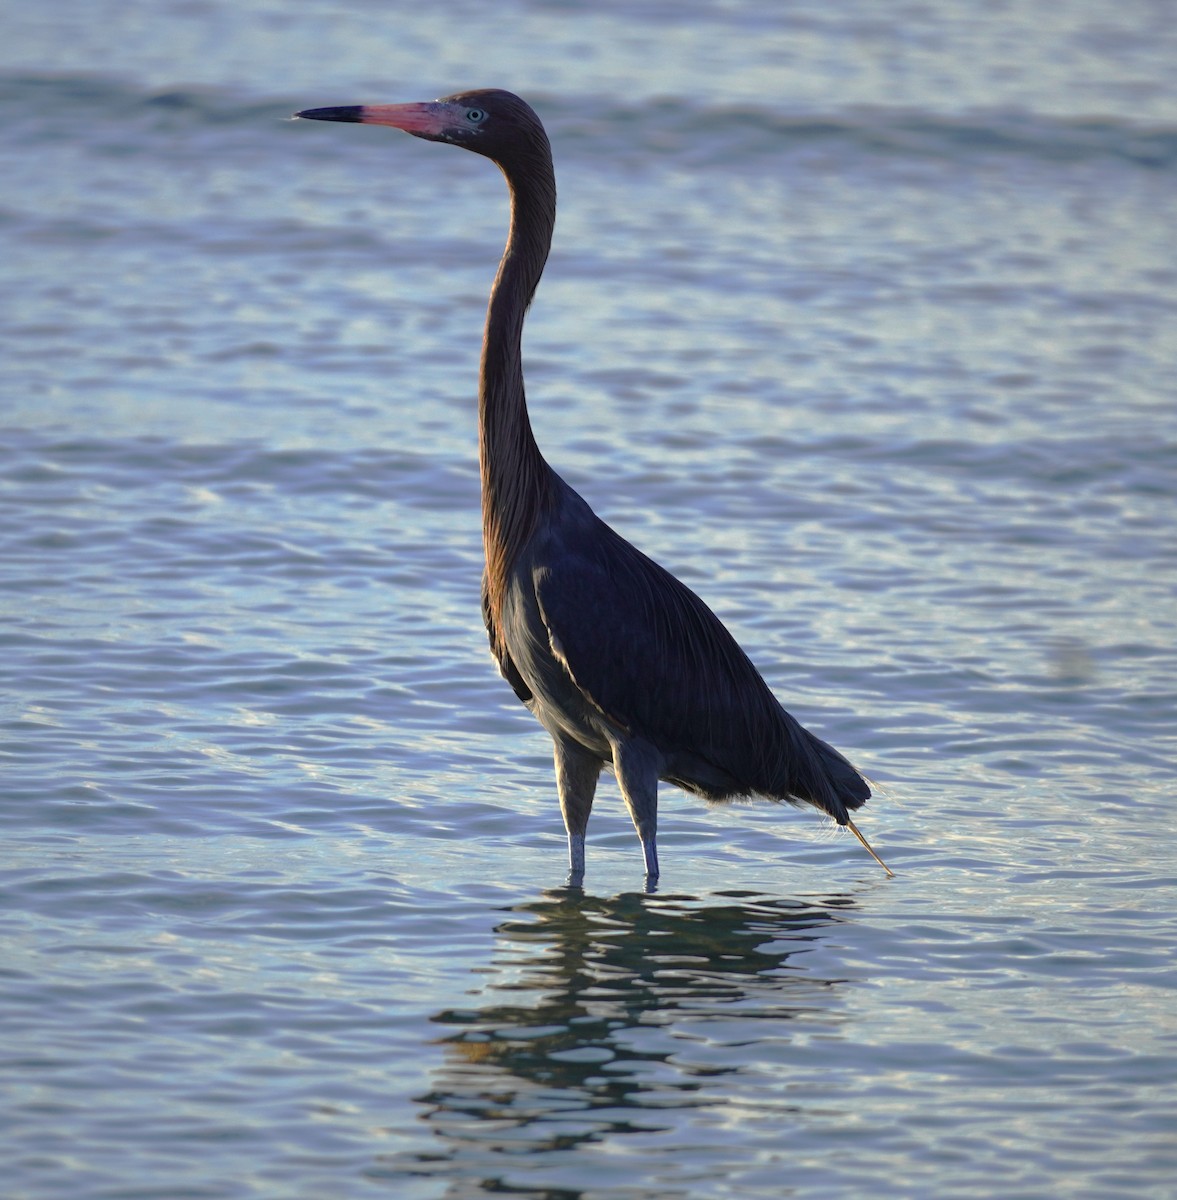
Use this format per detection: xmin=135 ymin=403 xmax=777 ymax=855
xmin=294 ymin=103 xmax=453 ymax=140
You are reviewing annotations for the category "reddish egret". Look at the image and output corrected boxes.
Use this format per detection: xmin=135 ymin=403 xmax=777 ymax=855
xmin=296 ymin=89 xmax=891 ymax=884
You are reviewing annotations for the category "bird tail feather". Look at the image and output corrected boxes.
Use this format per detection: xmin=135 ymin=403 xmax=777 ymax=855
xmin=775 ymin=723 xmax=869 ymax=825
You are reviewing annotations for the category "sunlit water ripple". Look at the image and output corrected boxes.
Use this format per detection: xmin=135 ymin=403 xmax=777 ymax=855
xmin=2 ymin=2 xmax=1175 ymax=1197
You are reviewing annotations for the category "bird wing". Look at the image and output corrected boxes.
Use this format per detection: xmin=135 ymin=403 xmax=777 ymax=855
xmin=531 ymin=510 xmax=868 ymax=819
xmin=529 ymin=505 xmax=790 ymax=788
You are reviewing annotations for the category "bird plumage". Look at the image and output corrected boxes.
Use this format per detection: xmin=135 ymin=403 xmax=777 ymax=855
xmin=296 ymin=88 xmax=887 ymax=883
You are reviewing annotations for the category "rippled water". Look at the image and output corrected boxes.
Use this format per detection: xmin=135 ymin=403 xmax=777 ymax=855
xmin=3 ymin=2 xmax=1176 ymax=1197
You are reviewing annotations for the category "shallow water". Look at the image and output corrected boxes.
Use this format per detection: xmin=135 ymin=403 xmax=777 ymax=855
xmin=2 ymin=2 xmax=1176 ymax=1197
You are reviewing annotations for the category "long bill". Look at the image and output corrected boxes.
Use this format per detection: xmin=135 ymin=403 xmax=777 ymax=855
xmin=295 ymin=103 xmax=451 ymax=138
xmin=845 ymin=816 xmax=895 ymax=877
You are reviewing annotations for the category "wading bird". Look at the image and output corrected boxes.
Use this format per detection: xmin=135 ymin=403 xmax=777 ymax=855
xmin=296 ymin=89 xmax=890 ymax=884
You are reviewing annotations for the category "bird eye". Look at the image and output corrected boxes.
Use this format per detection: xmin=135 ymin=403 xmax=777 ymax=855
xmin=465 ymin=108 xmax=487 ymax=124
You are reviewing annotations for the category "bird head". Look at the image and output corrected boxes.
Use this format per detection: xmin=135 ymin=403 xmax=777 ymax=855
xmin=295 ymin=88 xmax=548 ymax=169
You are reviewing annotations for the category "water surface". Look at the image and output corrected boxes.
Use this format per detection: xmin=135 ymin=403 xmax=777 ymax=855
xmin=2 ymin=2 xmax=1175 ymax=1197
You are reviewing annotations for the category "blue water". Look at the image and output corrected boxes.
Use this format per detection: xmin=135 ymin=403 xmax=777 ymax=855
xmin=3 ymin=2 xmax=1176 ymax=1197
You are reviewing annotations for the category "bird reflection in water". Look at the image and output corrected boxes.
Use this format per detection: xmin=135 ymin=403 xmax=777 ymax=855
xmin=387 ymin=888 xmax=855 ymax=1187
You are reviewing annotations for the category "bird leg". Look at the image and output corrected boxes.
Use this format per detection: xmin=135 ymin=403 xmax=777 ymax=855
xmin=553 ymin=736 xmax=601 ymax=885
xmin=611 ymin=739 xmax=662 ymax=883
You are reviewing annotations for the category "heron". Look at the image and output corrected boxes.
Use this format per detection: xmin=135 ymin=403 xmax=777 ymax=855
xmin=296 ymin=89 xmax=891 ymax=884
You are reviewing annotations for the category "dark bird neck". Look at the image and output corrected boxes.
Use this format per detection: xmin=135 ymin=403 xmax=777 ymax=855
xmin=480 ymin=138 xmax=558 ymax=635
